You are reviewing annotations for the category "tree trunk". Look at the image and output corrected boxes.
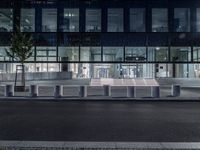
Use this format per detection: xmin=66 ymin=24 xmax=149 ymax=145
xmin=21 ymin=63 xmax=25 ymax=91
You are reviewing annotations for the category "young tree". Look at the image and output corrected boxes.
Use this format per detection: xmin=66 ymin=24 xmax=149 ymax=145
xmin=6 ymin=27 xmax=33 ymax=91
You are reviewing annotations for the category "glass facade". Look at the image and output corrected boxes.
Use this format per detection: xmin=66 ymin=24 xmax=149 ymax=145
xmin=103 ymin=47 xmax=124 ymax=61
xmin=42 ymin=9 xmax=57 ymax=32
xmin=170 ymin=47 xmax=191 ymax=62
xmin=107 ymin=9 xmax=123 ymax=32
xmin=80 ymin=47 xmax=101 ymax=61
xmin=197 ymin=9 xmax=200 ymax=32
xmin=148 ymin=47 xmax=168 ymax=61
xmin=86 ymin=9 xmax=101 ymax=32
xmin=152 ymin=9 xmax=168 ymax=32
xmin=130 ymin=8 xmax=145 ymax=32
xmin=0 ymin=0 xmax=200 ymax=79
xmin=0 ymin=9 xmax=13 ymax=32
xmin=63 ymin=9 xmax=79 ymax=32
xmin=21 ymin=9 xmax=35 ymax=32
xmin=174 ymin=8 xmax=190 ymax=32
xmin=36 ymin=47 xmax=57 ymax=61
xmin=125 ymin=47 xmax=146 ymax=62
xmin=58 ymin=47 xmax=79 ymax=61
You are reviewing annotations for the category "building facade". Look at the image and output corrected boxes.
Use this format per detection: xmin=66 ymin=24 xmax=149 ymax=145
xmin=0 ymin=0 xmax=200 ymax=79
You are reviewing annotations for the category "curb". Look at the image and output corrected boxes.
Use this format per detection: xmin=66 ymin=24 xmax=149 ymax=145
xmin=0 ymin=96 xmax=199 ymax=102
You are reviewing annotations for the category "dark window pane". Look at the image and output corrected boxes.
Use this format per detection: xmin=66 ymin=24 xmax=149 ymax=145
xmin=130 ymin=8 xmax=145 ymax=32
xmin=174 ymin=8 xmax=190 ymax=32
xmin=0 ymin=9 xmax=13 ymax=32
xmin=36 ymin=33 xmax=57 ymax=46
xmin=21 ymin=9 xmax=35 ymax=32
xmin=152 ymin=8 xmax=168 ymax=32
xmin=108 ymin=9 xmax=123 ymax=32
xmin=42 ymin=9 xmax=57 ymax=32
xmin=63 ymin=9 xmax=79 ymax=32
xmin=86 ymin=9 xmax=101 ymax=32
xmin=196 ymin=8 xmax=200 ymax=32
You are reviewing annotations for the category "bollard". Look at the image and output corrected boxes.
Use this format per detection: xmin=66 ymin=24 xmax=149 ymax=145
xmin=151 ymin=86 xmax=160 ymax=98
xmin=103 ymin=85 xmax=111 ymax=97
xmin=171 ymin=84 xmax=181 ymax=97
xmin=54 ymin=85 xmax=63 ymax=98
xmin=5 ymin=85 xmax=14 ymax=97
xmin=29 ymin=85 xmax=38 ymax=97
xmin=79 ymin=86 xmax=87 ymax=97
xmin=127 ymin=86 xmax=136 ymax=98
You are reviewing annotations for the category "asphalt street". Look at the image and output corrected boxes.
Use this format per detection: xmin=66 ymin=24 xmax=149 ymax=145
xmin=0 ymin=101 xmax=200 ymax=142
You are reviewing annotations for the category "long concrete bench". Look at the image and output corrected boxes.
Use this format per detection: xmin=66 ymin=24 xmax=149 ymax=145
xmin=90 ymin=78 xmax=160 ymax=98
xmin=3 ymin=79 xmax=181 ymax=98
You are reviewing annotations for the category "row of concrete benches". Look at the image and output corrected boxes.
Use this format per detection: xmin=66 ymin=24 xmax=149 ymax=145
xmin=4 ymin=84 xmax=181 ymax=98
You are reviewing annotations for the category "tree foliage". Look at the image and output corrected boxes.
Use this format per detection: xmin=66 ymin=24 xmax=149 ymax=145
xmin=5 ymin=27 xmax=33 ymax=63
xmin=5 ymin=27 xmax=34 ymax=90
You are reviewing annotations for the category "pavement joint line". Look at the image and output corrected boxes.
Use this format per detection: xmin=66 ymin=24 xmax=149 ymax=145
xmin=1 ymin=141 xmax=200 ymax=149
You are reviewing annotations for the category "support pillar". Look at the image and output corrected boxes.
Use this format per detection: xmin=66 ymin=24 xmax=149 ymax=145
xmin=54 ymin=85 xmax=63 ymax=98
xmin=127 ymin=86 xmax=136 ymax=98
xmin=5 ymin=85 xmax=14 ymax=97
xmin=103 ymin=85 xmax=111 ymax=96
xmin=151 ymin=86 xmax=160 ymax=98
xmin=30 ymin=85 xmax=38 ymax=97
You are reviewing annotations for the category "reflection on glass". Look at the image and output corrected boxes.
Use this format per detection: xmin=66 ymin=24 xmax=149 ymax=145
xmin=193 ymin=47 xmax=200 ymax=62
xmin=0 ymin=9 xmax=13 ymax=32
xmin=107 ymin=9 xmax=123 ymax=32
xmin=152 ymin=8 xmax=168 ymax=32
xmin=170 ymin=47 xmax=191 ymax=62
xmin=174 ymin=8 xmax=190 ymax=32
xmin=58 ymin=47 xmax=79 ymax=61
xmin=80 ymin=47 xmax=101 ymax=61
xmin=103 ymin=47 xmax=124 ymax=61
xmin=42 ymin=9 xmax=57 ymax=32
xmin=35 ymin=63 xmax=59 ymax=72
xmin=196 ymin=9 xmax=200 ymax=32
xmin=36 ymin=47 xmax=57 ymax=61
xmin=148 ymin=47 xmax=168 ymax=61
xmin=130 ymin=8 xmax=145 ymax=32
xmin=125 ymin=47 xmax=146 ymax=61
xmin=21 ymin=9 xmax=35 ymax=32
xmin=0 ymin=47 xmax=12 ymax=61
xmin=63 ymin=9 xmax=79 ymax=32
xmin=86 ymin=9 xmax=101 ymax=32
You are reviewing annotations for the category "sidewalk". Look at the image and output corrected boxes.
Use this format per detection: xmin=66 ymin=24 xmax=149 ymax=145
xmin=1 ymin=141 xmax=200 ymax=149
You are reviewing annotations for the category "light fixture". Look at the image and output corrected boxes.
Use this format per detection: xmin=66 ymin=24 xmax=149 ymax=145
xmin=156 ymin=47 xmax=160 ymax=50
xmin=64 ymin=13 xmax=69 ymax=17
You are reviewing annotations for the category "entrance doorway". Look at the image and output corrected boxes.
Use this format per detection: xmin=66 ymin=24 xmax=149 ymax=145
xmin=93 ymin=64 xmax=111 ymax=78
xmin=122 ymin=64 xmax=143 ymax=78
